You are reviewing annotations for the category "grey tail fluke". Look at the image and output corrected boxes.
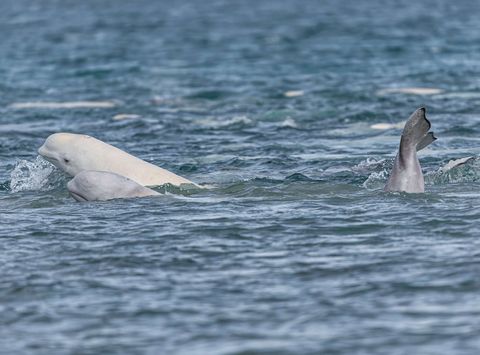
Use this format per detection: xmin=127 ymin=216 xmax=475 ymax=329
xmin=401 ymin=107 xmax=434 ymax=149
xmin=416 ymin=132 xmax=437 ymax=151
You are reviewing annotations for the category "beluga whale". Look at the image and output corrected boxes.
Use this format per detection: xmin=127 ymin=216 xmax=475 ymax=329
xmin=384 ymin=107 xmax=436 ymax=193
xmin=67 ymin=170 xmax=160 ymax=202
xmin=38 ymin=133 xmax=196 ymax=187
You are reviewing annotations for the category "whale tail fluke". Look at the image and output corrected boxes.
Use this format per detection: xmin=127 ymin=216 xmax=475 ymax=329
xmin=400 ymin=107 xmax=435 ymax=151
xmin=416 ymin=132 xmax=437 ymax=151
xmin=384 ymin=107 xmax=436 ymax=193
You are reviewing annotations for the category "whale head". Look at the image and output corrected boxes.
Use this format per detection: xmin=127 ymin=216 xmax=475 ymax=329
xmin=38 ymin=132 xmax=196 ymax=188
xmin=38 ymin=133 xmax=97 ymax=176
xmin=67 ymin=170 xmax=158 ymax=202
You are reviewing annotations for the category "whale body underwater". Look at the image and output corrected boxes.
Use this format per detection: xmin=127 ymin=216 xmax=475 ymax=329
xmin=35 ymin=108 xmax=473 ymax=201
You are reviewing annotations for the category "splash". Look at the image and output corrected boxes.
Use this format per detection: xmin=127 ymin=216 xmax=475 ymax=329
xmin=437 ymin=157 xmax=475 ymax=174
xmin=426 ymin=157 xmax=480 ymax=185
xmin=352 ymin=157 xmax=387 ymax=172
xmin=279 ymin=117 xmax=298 ymax=128
xmin=363 ymin=169 xmax=389 ymax=190
xmin=9 ymin=156 xmax=61 ymax=192
xmin=362 ymin=156 xmax=480 ymax=190
xmin=357 ymin=158 xmax=391 ymax=190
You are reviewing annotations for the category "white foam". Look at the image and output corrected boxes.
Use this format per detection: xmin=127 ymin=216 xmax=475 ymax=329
xmin=352 ymin=158 xmax=386 ymax=172
xmin=9 ymin=156 xmax=56 ymax=192
xmin=197 ymin=115 xmax=252 ymax=128
xmin=112 ymin=114 xmax=141 ymax=121
xmin=363 ymin=169 xmax=389 ymax=190
xmin=280 ymin=117 xmax=298 ymax=128
xmin=9 ymin=101 xmax=117 ymax=109
xmin=370 ymin=121 xmax=406 ymax=130
xmin=284 ymin=90 xmax=304 ymax=98
xmin=376 ymin=87 xmax=444 ymax=96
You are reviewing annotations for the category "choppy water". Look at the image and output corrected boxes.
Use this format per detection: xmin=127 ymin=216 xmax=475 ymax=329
xmin=2 ymin=0 xmax=480 ymax=354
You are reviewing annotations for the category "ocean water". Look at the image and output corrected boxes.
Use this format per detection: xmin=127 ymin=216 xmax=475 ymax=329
xmin=1 ymin=0 xmax=480 ymax=354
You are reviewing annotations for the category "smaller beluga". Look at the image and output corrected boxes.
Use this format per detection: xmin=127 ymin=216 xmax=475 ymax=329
xmin=384 ymin=107 xmax=437 ymax=193
xmin=67 ymin=171 xmax=160 ymax=202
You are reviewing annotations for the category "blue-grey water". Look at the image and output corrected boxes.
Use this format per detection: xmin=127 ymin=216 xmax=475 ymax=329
xmin=1 ymin=0 xmax=480 ymax=354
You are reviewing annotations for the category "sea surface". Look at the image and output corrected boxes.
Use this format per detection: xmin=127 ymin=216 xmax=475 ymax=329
xmin=1 ymin=0 xmax=480 ymax=354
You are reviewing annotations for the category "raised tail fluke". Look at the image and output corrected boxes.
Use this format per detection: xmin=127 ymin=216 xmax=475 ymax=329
xmin=416 ymin=132 xmax=437 ymax=151
xmin=401 ymin=107 xmax=435 ymax=150
xmin=385 ymin=107 xmax=437 ymax=193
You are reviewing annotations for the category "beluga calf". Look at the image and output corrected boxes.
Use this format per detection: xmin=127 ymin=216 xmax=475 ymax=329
xmin=38 ymin=133 xmax=196 ymax=187
xmin=384 ymin=107 xmax=436 ymax=193
xmin=67 ymin=170 xmax=160 ymax=202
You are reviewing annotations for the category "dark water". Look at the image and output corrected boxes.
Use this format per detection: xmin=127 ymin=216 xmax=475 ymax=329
xmin=1 ymin=0 xmax=480 ymax=354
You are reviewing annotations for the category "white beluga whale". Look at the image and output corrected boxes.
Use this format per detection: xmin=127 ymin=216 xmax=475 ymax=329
xmin=67 ymin=170 xmax=160 ymax=202
xmin=384 ymin=107 xmax=437 ymax=193
xmin=38 ymin=133 xmax=195 ymax=187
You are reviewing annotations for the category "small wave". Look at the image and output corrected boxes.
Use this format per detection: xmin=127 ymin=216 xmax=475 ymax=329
xmin=152 ymin=183 xmax=203 ymax=196
xmin=284 ymin=173 xmax=315 ymax=182
xmin=186 ymin=90 xmax=234 ymax=100
xmin=197 ymin=115 xmax=252 ymax=129
xmin=9 ymin=156 xmax=64 ymax=192
xmin=279 ymin=117 xmax=298 ymax=129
